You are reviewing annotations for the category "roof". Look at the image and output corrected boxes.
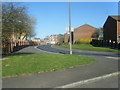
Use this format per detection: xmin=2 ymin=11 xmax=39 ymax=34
xmin=110 ymin=16 xmax=120 ymax=21
xmin=74 ymin=24 xmax=96 ymax=31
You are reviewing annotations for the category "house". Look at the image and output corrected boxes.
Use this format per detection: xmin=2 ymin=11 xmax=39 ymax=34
xmin=48 ymin=34 xmax=64 ymax=44
xmin=64 ymin=33 xmax=70 ymax=44
xmin=31 ymin=38 xmax=41 ymax=42
xmin=74 ymin=24 xmax=97 ymax=43
xmin=103 ymin=16 xmax=120 ymax=43
xmin=49 ymin=35 xmax=58 ymax=44
xmin=57 ymin=34 xmax=64 ymax=44
xmin=31 ymin=38 xmax=41 ymax=45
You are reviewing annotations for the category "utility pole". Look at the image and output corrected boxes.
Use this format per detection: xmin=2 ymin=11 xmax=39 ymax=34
xmin=68 ymin=0 xmax=72 ymax=54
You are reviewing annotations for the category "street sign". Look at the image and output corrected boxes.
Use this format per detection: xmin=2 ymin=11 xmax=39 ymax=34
xmin=66 ymin=26 xmax=74 ymax=32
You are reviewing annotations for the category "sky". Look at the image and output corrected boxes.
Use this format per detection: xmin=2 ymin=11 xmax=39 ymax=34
xmin=22 ymin=2 xmax=118 ymax=39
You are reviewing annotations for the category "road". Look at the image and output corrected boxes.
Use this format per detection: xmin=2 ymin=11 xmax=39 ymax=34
xmin=2 ymin=45 xmax=119 ymax=88
xmin=37 ymin=44 xmax=119 ymax=57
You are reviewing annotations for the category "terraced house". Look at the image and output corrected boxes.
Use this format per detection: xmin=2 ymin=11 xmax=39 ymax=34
xmin=103 ymin=16 xmax=120 ymax=43
xmin=73 ymin=24 xmax=97 ymax=43
xmin=64 ymin=24 xmax=97 ymax=44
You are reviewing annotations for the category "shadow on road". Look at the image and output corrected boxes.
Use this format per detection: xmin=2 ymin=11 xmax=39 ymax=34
xmin=2 ymin=52 xmax=35 ymax=58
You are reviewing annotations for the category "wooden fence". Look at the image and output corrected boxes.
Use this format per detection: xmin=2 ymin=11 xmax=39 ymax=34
xmin=2 ymin=40 xmax=41 ymax=55
xmin=91 ymin=40 xmax=120 ymax=50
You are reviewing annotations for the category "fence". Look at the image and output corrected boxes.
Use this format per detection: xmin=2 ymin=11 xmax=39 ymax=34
xmin=2 ymin=40 xmax=41 ymax=55
xmin=91 ymin=40 xmax=120 ymax=50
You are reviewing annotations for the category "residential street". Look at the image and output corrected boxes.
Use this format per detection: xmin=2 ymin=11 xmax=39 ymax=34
xmin=2 ymin=45 xmax=119 ymax=88
xmin=2 ymin=2 xmax=120 ymax=89
xmin=38 ymin=44 xmax=119 ymax=57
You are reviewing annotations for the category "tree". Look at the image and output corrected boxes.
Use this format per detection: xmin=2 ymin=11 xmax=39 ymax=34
xmin=2 ymin=2 xmax=36 ymax=41
xmin=92 ymin=28 xmax=103 ymax=39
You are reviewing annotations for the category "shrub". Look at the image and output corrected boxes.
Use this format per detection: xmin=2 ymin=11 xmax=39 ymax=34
xmin=79 ymin=38 xmax=92 ymax=44
xmin=55 ymin=42 xmax=61 ymax=46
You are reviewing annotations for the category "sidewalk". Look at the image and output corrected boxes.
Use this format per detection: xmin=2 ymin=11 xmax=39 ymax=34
xmin=2 ymin=45 xmax=118 ymax=88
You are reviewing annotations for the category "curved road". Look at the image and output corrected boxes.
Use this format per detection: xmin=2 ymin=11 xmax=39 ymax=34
xmin=37 ymin=44 xmax=119 ymax=57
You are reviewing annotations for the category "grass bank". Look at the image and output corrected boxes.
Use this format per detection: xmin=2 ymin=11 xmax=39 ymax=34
xmin=2 ymin=54 xmax=96 ymax=77
xmin=61 ymin=44 xmax=119 ymax=52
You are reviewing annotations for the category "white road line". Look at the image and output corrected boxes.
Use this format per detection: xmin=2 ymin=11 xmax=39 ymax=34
xmin=56 ymin=72 xmax=120 ymax=88
xmin=106 ymin=57 xmax=118 ymax=60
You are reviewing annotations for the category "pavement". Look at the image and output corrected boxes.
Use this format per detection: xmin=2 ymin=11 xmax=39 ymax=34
xmin=72 ymin=75 xmax=119 ymax=88
xmin=2 ymin=45 xmax=120 ymax=88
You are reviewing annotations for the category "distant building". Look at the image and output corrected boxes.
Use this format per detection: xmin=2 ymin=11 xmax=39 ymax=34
xmin=64 ymin=33 xmax=70 ymax=44
xmin=49 ymin=34 xmax=64 ymax=44
xmin=31 ymin=38 xmax=41 ymax=45
xmin=32 ymin=38 xmax=41 ymax=42
xmin=41 ymin=40 xmax=49 ymax=45
xmin=103 ymin=16 xmax=120 ymax=43
xmin=74 ymin=24 xmax=96 ymax=43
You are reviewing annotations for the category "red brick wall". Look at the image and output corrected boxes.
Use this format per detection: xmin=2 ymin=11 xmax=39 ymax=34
xmin=117 ymin=21 xmax=120 ymax=42
xmin=118 ymin=21 xmax=120 ymax=35
xmin=74 ymin=24 xmax=96 ymax=42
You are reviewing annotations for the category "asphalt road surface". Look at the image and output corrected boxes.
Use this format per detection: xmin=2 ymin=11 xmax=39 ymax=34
xmin=37 ymin=44 xmax=119 ymax=57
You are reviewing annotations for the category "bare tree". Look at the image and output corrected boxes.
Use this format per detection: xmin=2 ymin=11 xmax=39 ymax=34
xmin=2 ymin=2 xmax=36 ymax=41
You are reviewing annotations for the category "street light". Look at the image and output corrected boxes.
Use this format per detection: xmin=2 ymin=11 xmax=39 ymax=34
xmin=68 ymin=0 xmax=72 ymax=54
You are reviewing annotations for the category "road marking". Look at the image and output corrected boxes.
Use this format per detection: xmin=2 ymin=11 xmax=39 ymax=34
xmin=106 ymin=57 xmax=118 ymax=60
xmin=56 ymin=72 xmax=120 ymax=88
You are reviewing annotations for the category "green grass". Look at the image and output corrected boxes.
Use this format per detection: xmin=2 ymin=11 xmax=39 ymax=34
xmin=2 ymin=54 xmax=96 ymax=77
xmin=61 ymin=44 xmax=119 ymax=52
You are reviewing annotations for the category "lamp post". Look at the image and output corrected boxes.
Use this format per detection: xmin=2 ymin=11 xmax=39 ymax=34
xmin=68 ymin=0 xmax=72 ymax=54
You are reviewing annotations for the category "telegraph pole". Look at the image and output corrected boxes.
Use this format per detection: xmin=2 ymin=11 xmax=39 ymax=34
xmin=68 ymin=0 xmax=72 ymax=54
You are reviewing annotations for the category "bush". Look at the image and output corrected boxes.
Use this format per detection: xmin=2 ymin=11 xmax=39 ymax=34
xmin=79 ymin=38 xmax=92 ymax=44
xmin=55 ymin=42 xmax=61 ymax=46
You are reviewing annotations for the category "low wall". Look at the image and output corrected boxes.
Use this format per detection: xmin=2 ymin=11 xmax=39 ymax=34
xmin=91 ymin=40 xmax=120 ymax=50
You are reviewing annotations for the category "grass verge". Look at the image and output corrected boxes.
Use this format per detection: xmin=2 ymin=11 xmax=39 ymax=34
xmin=2 ymin=54 xmax=95 ymax=77
xmin=61 ymin=44 xmax=119 ymax=52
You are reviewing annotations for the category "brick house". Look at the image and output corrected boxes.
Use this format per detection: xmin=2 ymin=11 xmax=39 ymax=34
xmin=64 ymin=33 xmax=70 ymax=44
xmin=74 ymin=24 xmax=96 ymax=43
xmin=48 ymin=34 xmax=64 ymax=44
xmin=31 ymin=38 xmax=41 ymax=45
xmin=103 ymin=16 xmax=120 ymax=43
